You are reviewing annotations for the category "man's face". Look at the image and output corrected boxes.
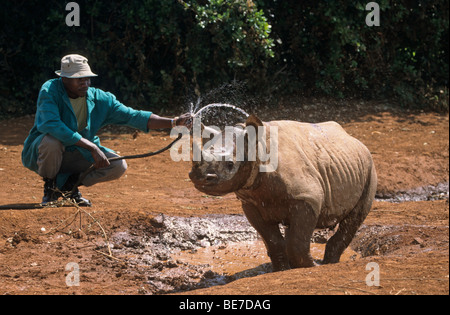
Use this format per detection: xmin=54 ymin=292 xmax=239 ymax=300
xmin=62 ymin=77 xmax=91 ymax=98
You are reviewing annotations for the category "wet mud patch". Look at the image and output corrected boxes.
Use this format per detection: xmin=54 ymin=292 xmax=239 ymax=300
xmin=106 ymin=214 xmax=358 ymax=294
xmin=352 ymin=224 xmax=449 ymax=258
xmin=376 ymin=182 xmax=449 ymax=202
xmin=107 ymin=214 xmax=260 ymax=294
xmin=104 ymin=198 xmax=448 ymax=295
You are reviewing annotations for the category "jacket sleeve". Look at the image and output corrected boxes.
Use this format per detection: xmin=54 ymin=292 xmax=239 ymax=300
xmin=35 ymin=82 xmax=82 ymax=146
xmin=102 ymin=91 xmax=152 ymax=132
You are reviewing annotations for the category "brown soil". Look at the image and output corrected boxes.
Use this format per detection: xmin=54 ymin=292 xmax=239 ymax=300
xmin=0 ymin=99 xmax=448 ymax=295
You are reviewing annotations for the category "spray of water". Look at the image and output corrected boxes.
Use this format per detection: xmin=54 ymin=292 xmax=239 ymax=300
xmin=186 ymin=82 xmax=255 ymax=127
xmin=192 ymin=103 xmax=249 ymax=118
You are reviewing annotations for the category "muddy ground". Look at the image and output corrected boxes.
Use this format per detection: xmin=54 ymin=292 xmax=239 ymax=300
xmin=0 ymin=99 xmax=448 ymax=295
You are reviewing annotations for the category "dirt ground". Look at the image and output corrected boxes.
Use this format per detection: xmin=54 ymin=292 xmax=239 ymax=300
xmin=0 ymin=99 xmax=448 ymax=295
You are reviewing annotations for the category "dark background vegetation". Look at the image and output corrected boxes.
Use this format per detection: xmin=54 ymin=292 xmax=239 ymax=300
xmin=0 ymin=0 xmax=448 ymax=117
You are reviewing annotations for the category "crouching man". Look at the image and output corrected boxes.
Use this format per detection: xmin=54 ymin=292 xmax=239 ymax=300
xmin=22 ymin=54 xmax=191 ymax=206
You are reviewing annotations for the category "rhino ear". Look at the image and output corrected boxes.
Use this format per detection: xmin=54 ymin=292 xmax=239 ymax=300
xmin=245 ymin=115 xmax=263 ymax=128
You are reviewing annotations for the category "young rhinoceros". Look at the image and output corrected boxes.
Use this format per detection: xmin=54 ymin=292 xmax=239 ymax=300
xmin=189 ymin=115 xmax=377 ymax=271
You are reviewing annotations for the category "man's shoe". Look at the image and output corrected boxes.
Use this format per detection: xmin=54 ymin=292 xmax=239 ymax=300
xmin=69 ymin=188 xmax=92 ymax=207
xmin=42 ymin=178 xmax=61 ymax=205
xmin=59 ymin=173 xmax=91 ymax=207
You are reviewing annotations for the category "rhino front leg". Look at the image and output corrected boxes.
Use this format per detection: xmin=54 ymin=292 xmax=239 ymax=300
xmin=242 ymin=203 xmax=290 ymax=271
xmin=285 ymin=201 xmax=318 ymax=268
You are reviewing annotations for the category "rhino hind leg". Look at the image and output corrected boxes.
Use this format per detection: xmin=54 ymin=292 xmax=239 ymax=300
xmin=323 ymin=169 xmax=377 ymax=264
xmin=322 ymin=205 xmax=369 ymax=264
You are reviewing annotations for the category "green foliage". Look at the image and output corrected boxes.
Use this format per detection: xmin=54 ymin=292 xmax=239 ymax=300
xmin=182 ymin=0 xmax=274 ymax=66
xmin=0 ymin=0 xmax=275 ymax=117
xmin=258 ymin=0 xmax=448 ymax=110
xmin=180 ymin=0 xmax=275 ymax=93
xmin=0 ymin=0 xmax=448 ymax=118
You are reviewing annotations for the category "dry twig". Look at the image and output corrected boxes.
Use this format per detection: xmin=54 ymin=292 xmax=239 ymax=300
xmin=44 ymin=192 xmax=114 ymax=259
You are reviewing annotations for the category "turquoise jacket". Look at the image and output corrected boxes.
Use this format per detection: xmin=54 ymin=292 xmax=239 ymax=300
xmin=22 ymin=78 xmax=152 ymax=187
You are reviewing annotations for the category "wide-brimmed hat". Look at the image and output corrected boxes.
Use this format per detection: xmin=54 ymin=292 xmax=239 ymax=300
xmin=55 ymin=54 xmax=98 ymax=78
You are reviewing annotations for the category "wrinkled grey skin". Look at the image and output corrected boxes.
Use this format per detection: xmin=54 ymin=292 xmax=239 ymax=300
xmin=189 ymin=115 xmax=377 ymax=271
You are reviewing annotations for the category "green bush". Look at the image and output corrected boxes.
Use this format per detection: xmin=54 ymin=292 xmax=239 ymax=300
xmin=258 ymin=0 xmax=448 ymax=110
xmin=0 ymin=0 xmax=448 ymax=118
xmin=0 ymin=0 xmax=275 ymax=117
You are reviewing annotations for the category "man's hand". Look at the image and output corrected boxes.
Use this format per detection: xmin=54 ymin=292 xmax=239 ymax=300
xmin=176 ymin=113 xmax=193 ymax=129
xmin=90 ymin=146 xmax=111 ymax=169
xmin=147 ymin=113 xmax=193 ymax=130
xmin=75 ymin=138 xmax=110 ymax=169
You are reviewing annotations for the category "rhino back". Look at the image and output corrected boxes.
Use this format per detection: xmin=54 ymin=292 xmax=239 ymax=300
xmin=264 ymin=120 xmax=374 ymax=220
